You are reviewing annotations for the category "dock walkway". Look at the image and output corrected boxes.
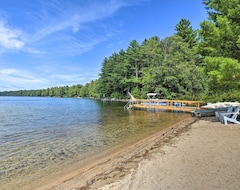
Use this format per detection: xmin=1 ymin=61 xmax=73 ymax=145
xmin=128 ymin=99 xmax=204 ymax=112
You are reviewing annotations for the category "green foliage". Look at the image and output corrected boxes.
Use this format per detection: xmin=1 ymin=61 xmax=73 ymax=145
xmin=199 ymin=0 xmax=240 ymax=60
xmin=203 ymin=57 xmax=240 ymax=93
xmin=175 ymin=18 xmax=197 ymax=48
xmin=0 ymin=84 xmax=84 ymax=98
xmin=98 ymin=34 xmax=206 ymax=100
xmin=197 ymin=0 xmax=240 ymax=102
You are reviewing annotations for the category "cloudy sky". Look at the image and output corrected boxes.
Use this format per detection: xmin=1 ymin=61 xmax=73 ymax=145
xmin=0 ymin=0 xmax=207 ymax=91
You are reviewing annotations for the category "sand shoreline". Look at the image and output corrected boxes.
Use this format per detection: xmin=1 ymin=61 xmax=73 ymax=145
xmin=29 ymin=116 xmax=240 ymax=189
xmin=98 ymin=117 xmax=240 ymax=190
xmin=31 ymin=117 xmax=196 ymax=190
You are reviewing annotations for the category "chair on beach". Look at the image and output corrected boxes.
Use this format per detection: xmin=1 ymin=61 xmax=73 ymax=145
xmin=215 ymin=106 xmax=233 ymax=123
xmin=223 ymin=106 xmax=240 ymax=124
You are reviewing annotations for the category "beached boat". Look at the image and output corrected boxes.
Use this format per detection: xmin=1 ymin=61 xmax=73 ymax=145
xmin=191 ymin=102 xmax=240 ymax=117
xmin=191 ymin=107 xmax=228 ymax=117
xmin=201 ymin=102 xmax=240 ymax=109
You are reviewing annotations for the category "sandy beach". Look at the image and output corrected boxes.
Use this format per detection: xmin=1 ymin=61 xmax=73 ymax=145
xmin=34 ymin=117 xmax=240 ymax=190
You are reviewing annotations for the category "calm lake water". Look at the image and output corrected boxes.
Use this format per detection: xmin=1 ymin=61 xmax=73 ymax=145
xmin=0 ymin=96 xmax=189 ymax=189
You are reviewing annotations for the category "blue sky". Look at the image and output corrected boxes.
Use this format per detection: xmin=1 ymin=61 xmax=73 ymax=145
xmin=0 ymin=0 xmax=208 ymax=91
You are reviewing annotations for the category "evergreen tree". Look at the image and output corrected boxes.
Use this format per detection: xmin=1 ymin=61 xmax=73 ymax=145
xmin=175 ymin=18 xmax=197 ymax=48
xmin=199 ymin=0 xmax=240 ymax=99
xmin=199 ymin=0 xmax=240 ymax=60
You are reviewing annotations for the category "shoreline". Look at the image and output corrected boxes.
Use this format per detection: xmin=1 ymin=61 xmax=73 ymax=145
xmin=31 ymin=117 xmax=197 ymax=190
xmin=24 ymin=116 xmax=240 ymax=190
xmin=98 ymin=117 xmax=240 ymax=190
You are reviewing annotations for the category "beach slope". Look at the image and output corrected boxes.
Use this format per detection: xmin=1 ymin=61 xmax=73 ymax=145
xmin=97 ymin=118 xmax=240 ymax=190
xmin=36 ymin=117 xmax=240 ymax=190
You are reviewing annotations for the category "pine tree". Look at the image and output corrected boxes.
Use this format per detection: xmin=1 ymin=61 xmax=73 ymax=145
xmin=175 ymin=18 xmax=197 ymax=48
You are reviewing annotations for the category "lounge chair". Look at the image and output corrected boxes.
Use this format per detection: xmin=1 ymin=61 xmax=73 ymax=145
xmin=223 ymin=106 xmax=240 ymax=124
xmin=215 ymin=106 xmax=233 ymax=123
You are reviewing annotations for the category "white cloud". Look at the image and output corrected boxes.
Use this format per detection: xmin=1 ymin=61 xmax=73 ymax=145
xmin=0 ymin=68 xmax=18 ymax=75
xmin=0 ymin=68 xmax=48 ymax=89
xmin=30 ymin=0 xmax=127 ymax=49
xmin=0 ymin=21 xmax=25 ymax=50
xmin=0 ymin=0 xmax=146 ymax=56
xmin=72 ymin=21 xmax=80 ymax=33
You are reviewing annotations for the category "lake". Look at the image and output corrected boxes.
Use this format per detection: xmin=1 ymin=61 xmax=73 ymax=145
xmin=0 ymin=96 xmax=189 ymax=189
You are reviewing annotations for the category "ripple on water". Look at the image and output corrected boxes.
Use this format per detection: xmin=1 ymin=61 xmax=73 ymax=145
xmin=0 ymin=97 xmax=189 ymax=189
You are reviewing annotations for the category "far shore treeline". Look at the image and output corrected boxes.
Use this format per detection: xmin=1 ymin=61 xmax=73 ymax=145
xmin=1 ymin=0 xmax=240 ymax=103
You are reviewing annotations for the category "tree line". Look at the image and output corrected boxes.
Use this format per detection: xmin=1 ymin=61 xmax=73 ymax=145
xmin=1 ymin=0 xmax=240 ymax=102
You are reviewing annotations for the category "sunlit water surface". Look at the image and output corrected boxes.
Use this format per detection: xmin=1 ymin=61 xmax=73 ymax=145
xmin=0 ymin=97 xmax=189 ymax=189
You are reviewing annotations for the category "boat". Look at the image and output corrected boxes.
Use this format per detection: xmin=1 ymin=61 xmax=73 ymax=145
xmin=191 ymin=102 xmax=240 ymax=117
xmin=191 ymin=107 xmax=228 ymax=117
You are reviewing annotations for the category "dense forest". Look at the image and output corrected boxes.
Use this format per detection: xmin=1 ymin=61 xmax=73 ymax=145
xmin=1 ymin=0 xmax=240 ymax=102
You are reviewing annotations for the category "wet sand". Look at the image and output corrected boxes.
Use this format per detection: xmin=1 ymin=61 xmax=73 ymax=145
xmin=34 ymin=117 xmax=240 ymax=190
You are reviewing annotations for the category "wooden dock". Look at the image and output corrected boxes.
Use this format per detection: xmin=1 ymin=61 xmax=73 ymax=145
xmin=127 ymin=99 xmax=204 ymax=113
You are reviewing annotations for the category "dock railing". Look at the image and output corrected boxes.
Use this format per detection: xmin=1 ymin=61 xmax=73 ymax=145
xmin=130 ymin=99 xmax=204 ymax=112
